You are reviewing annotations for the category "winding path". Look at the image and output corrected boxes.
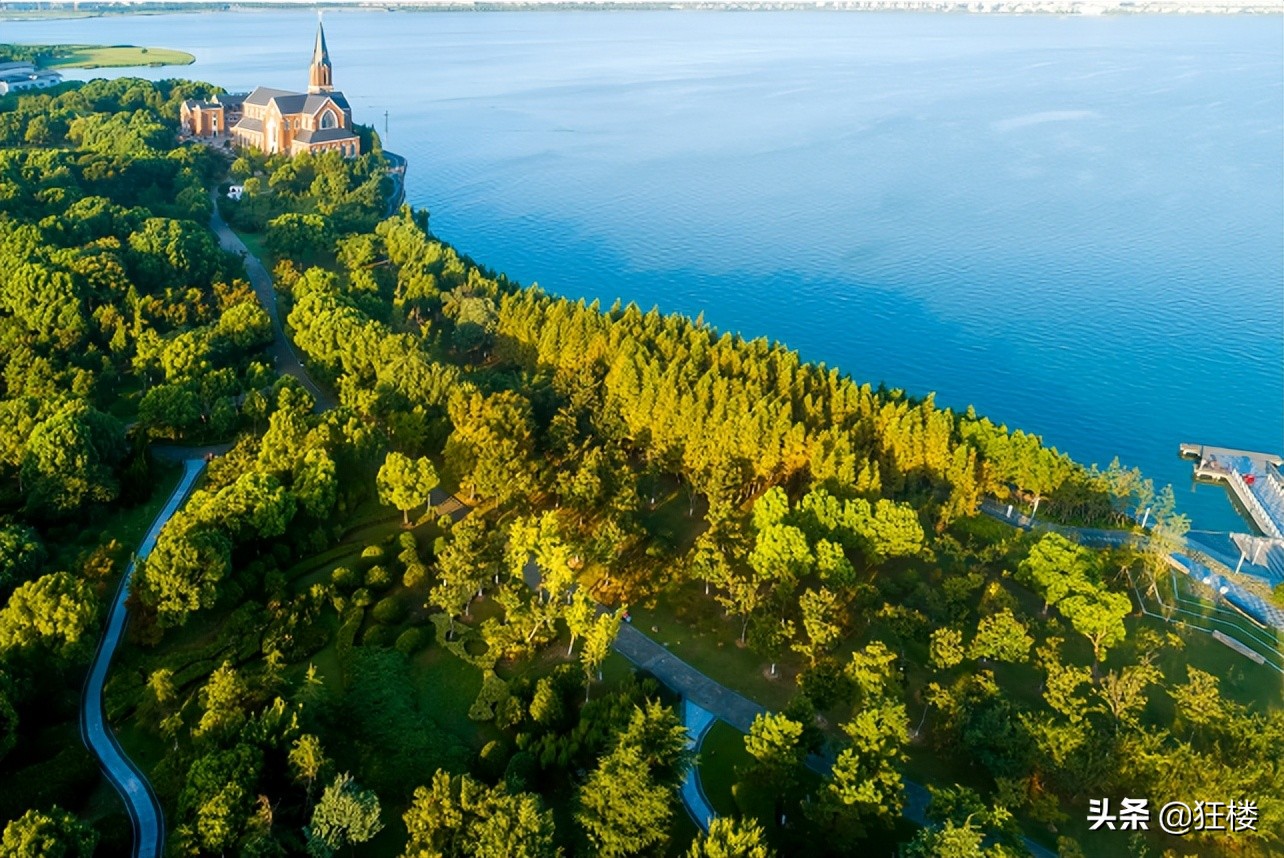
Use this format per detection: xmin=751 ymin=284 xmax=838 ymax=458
xmin=82 ymin=202 xmax=344 ymax=856
xmin=208 ymin=197 xmax=337 ymax=412
xmin=88 ymin=194 xmax=472 ymax=856
xmin=80 ymin=459 xmax=206 ymax=858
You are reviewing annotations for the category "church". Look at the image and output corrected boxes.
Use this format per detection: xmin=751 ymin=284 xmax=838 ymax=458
xmin=228 ymin=21 xmax=361 ymax=158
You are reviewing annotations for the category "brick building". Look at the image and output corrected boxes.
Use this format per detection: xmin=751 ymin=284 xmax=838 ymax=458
xmin=229 ymin=21 xmax=361 ymax=158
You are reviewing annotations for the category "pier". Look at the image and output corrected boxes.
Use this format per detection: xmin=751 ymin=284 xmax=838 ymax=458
xmin=1181 ymin=443 xmax=1284 ymax=539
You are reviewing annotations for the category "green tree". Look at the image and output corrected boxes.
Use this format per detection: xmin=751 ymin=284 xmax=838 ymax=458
xmin=1059 ymin=588 xmax=1131 ymax=672
xmin=581 ymin=607 xmax=623 ymax=701
xmin=20 ymin=400 xmax=124 ymax=516
xmin=792 ymin=586 xmax=843 ymax=666
xmin=616 ymin=699 xmax=693 ymax=790
xmin=1016 ymin=533 xmax=1095 ymax=614
xmin=400 ymin=769 xmax=558 ymax=858
xmin=0 ymin=570 xmax=99 ymax=663
xmin=968 ymin=609 xmax=1033 ymax=664
xmin=929 ymin=627 xmax=965 ymax=671
xmin=445 ymin=389 xmax=538 ymax=504
xmin=564 ymin=588 xmax=597 ymax=657
xmin=0 ymin=806 xmax=96 ymax=858
xmin=685 ymin=817 xmax=772 ymax=858
xmin=307 ymin=772 xmax=383 ymax=857
xmin=902 ymin=816 xmax=1002 ymax=858
xmin=844 ymin=640 xmax=900 ymax=702
xmin=137 ymin=517 xmax=232 ymax=627
xmin=377 ymin=451 xmax=440 ymax=526
xmin=175 ymin=744 xmax=263 ymax=854
xmin=576 ymin=742 xmax=672 ymax=858
xmin=290 ymin=734 xmax=330 ymax=797
xmin=265 ymin=212 xmax=335 ymax=260
xmin=744 ymin=711 xmax=805 ymax=791
xmin=817 ymin=699 xmax=909 ymax=837
xmin=0 ymin=523 xmax=46 ymax=591
xmin=194 ymin=660 xmax=248 ymax=739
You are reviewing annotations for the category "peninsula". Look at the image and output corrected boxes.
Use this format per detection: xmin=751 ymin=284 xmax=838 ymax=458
xmin=0 ymin=42 xmax=194 ymax=69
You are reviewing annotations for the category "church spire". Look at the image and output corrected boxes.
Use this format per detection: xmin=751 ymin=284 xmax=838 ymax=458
xmin=308 ymin=17 xmax=333 ymax=94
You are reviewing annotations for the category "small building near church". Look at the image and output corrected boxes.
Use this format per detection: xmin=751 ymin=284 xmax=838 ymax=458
xmin=230 ymin=21 xmax=361 ymax=158
xmin=180 ymin=99 xmax=225 ymax=137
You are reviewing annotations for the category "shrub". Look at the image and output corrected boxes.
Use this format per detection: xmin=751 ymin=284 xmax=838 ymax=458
xmin=351 ymin=588 xmax=373 ymax=608
xmin=361 ymin=544 xmax=385 ymax=562
xmin=468 ymin=671 xmax=509 ymax=722
xmin=365 ymin=564 xmax=392 ymax=590
xmin=335 ymin=608 xmax=364 ymax=656
xmin=361 ymin=624 xmax=391 ymax=647
xmin=372 ymin=594 xmax=405 ymax=625
xmin=394 ymin=627 xmax=425 ymax=655
xmin=331 ymin=566 xmax=357 ymax=590
xmin=403 ymin=562 xmax=429 ymax=588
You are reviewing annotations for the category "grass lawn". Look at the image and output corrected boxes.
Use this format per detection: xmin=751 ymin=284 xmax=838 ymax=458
xmin=231 ymin=227 xmax=271 ymax=268
xmin=698 ymin=720 xmax=753 ymax=817
xmin=628 ymin=585 xmax=802 ymax=713
xmin=41 ymin=45 xmax=194 ymax=69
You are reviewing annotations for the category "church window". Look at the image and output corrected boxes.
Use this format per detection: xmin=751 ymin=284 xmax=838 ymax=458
xmin=320 ymin=110 xmax=337 ymax=130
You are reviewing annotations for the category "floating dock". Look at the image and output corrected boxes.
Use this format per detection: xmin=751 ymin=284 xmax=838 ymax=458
xmin=1181 ymin=443 xmax=1284 ymax=539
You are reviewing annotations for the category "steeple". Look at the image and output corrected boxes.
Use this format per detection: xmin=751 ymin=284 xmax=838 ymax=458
xmin=308 ymin=17 xmax=333 ymax=94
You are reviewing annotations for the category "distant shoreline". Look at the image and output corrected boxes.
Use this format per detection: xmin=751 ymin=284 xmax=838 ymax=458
xmin=1 ymin=1 xmax=1281 ymax=20
xmin=0 ymin=42 xmax=195 ymax=68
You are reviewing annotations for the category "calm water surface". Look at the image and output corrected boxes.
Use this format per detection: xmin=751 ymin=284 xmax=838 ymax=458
xmin=7 ymin=10 xmax=1281 ymax=531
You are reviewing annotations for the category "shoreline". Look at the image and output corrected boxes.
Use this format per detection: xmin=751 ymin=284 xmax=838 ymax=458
xmin=3 ymin=2 xmax=1282 ymax=18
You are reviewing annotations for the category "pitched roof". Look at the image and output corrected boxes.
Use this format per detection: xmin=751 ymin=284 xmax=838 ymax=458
xmin=310 ymin=92 xmax=350 ymax=113
xmin=244 ymin=86 xmax=298 ymax=107
xmin=232 ymin=116 xmax=264 ymax=135
xmin=293 ymin=127 xmax=359 ymax=145
xmin=214 ymin=92 xmax=247 ymax=108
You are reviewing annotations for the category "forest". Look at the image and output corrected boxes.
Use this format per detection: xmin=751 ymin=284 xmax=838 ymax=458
xmin=0 ymin=76 xmax=1279 ymax=858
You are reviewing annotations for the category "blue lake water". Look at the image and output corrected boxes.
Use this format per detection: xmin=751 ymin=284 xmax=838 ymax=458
xmin=7 ymin=10 xmax=1281 ymax=531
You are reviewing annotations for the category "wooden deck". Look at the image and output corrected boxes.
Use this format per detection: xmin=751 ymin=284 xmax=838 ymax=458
xmin=1181 ymin=442 xmax=1284 ymax=539
xmin=1180 ymin=443 xmax=1283 ymax=472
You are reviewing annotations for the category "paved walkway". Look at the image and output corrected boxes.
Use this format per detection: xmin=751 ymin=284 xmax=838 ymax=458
xmin=979 ymin=500 xmax=1284 ymax=630
xmin=679 ymin=699 xmax=718 ymax=833
xmin=208 ymin=197 xmax=337 ymax=412
xmin=614 ymin=625 xmax=765 ymax=734
xmin=80 ymin=459 xmax=206 ymax=858
xmin=383 ymin=151 xmax=407 ymax=217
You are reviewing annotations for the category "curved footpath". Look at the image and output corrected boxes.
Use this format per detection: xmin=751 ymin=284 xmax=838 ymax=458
xmin=80 ymin=458 xmax=206 ymax=858
xmin=88 ymin=199 xmax=464 ymax=856
xmin=208 ymin=197 xmax=337 ymax=412
xmin=82 ymin=200 xmax=339 ymax=856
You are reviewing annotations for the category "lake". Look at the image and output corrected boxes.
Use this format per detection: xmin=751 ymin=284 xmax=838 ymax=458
xmin=7 ymin=9 xmax=1281 ymax=531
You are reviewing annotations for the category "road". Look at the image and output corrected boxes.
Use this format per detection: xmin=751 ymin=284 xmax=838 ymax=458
xmin=80 ymin=459 xmax=206 ymax=858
